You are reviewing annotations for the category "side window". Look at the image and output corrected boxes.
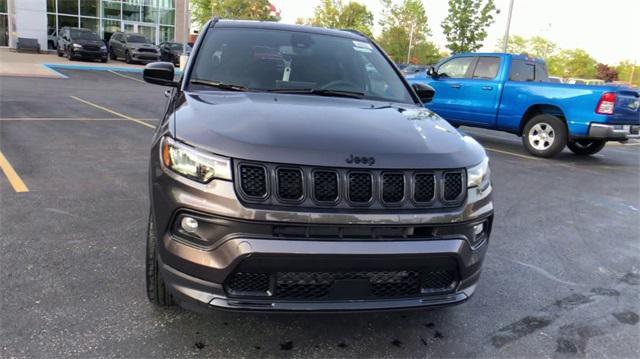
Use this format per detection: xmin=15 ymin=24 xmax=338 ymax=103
xmin=472 ymin=56 xmax=500 ymax=79
xmin=437 ymin=57 xmax=475 ymax=79
xmin=535 ymin=63 xmax=549 ymax=82
xmin=509 ymin=60 xmax=535 ymax=81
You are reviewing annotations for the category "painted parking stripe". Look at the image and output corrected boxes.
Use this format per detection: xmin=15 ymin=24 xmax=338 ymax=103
xmin=0 ymin=151 xmax=29 ymax=193
xmin=70 ymin=96 xmax=155 ymax=129
xmin=483 ymin=147 xmax=541 ymax=161
xmin=108 ymin=70 xmax=146 ymax=84
xmin=0 ymin=118 xmax=158 ymax=122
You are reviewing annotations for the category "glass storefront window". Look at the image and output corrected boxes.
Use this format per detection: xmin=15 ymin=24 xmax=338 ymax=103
xmin=159 ymin=9 xmax=174 ymax=25
xmin=58 ymin=0 xmax=79 ymax=15
xmin=159 ymin=25 xmax=174 ymax=43
xmin=46 ymin=0 xmax=56 ymax=13
xmin=1 ymin=0 xmax=8 ymax=13
xmin=47 ymin=14 xmax=57 ymax=49
xmin=58 ymin=15 xmax=79 ymax=29
xmin=123 ymin=3 xmax=141 ymax=21
xmin=81 ymin=17 xmax=99 ymax=32
xmin=102 ymin=19 xmax=121 ymax=42
xmin=81 ymin=1 xmax=99 ymax=17
xmin=0 ymin=14 xmax=8 ymax=47
xmin=102 ymin=1 xmax=122 ymax=19
xmin=142 ymin=6 xmax=157 ymax=23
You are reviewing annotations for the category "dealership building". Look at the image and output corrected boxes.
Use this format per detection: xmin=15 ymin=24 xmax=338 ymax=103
xmin=0 ymin=0 xmax=189 ymax=51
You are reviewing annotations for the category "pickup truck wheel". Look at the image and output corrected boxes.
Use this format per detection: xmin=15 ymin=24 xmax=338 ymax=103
xmin=567 ymin=139 xmax=606 ymax=156
xmin=522 ymin=114 xmax=567 ymax=158
xmin=146 ymin=211 xmax=174 ymax=307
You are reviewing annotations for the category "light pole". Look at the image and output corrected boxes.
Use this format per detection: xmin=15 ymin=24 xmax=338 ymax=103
xmin=406 ymin=21 xmax=415 ymax=64
xmin=502 ymin=0 xmax=515 ymax=52
xmin=180 ymin=0 xmax=190 ymax=69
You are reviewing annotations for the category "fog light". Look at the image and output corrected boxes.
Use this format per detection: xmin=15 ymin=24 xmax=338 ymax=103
xmin=181 ymin=216 xmax=199 ymax=233
xmin=473 ymin=223 xmax=484 ymax=236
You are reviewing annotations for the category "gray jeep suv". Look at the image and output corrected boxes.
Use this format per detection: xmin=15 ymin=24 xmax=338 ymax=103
xmin=108 ymin=32 xmax=160 ymax=64
xmin=143 ymin=19 xmax=493 ymax=312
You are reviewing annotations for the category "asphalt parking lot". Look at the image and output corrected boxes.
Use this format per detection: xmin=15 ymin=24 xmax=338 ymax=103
xmin=1 ymin=69 xmax=639 ymax=358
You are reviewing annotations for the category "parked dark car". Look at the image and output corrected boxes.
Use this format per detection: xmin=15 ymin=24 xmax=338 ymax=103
xmin=108 ymin=32 xmax=160 ymax=64
xmin=159 ymin=42 xmax=191 ymax=66
xmin=56 ymin=27 xmax=107 ymax=62
xmin=142 ymin=20 xmax=493 ymax=313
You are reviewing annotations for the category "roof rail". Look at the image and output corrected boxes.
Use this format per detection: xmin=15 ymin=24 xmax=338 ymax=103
xmin=208 ymin=17 xmax=220 ymax=27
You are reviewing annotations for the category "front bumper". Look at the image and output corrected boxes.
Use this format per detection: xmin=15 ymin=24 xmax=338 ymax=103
xmin=132 ymin=51 xmax=160 ymax=62
xmin=588 ymin=123 xmax=640 ymax=140
xmin=72 ymin=49 xmax=107 ymax=59
xmin=150 ymin=147 xmax=493 ymax=312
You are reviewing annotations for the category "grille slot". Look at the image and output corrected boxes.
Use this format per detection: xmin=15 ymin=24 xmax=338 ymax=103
xmin=422 ymin=270 xmax=457 ymax=292
xmin=414 ymin=173 xmax=435 ymax=203
xmin=239 ymin=165 xmax=267 ymax=198
xmin=277 ymin=168 xmax=304 ymax=201
xmin=443 ymin=172 xmax=463 ymax=201
xmin=348 ymin=173 xmax=373 ymax=203
xmin=382 ymin=173 xmax=405 ymax=203
xmin=225 ymin=272 xmax=270 ymax=296
xmin=313 ymin=171 xmax=339 ymax=202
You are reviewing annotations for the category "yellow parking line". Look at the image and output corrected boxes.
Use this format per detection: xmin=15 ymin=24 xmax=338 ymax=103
xmin=484 ymin=147 xmax=541 ymax=161
xmin=0 ymin=151 xmax=29 ymax=193
xmin=107 ymin=70 xmax=146 ymax=84
xmin=70 ymin=96 xmax=155 ymax=129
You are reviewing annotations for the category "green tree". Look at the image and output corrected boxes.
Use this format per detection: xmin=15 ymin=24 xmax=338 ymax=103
xmin=616 ymin=61 xmax=640 ymax=86
xmin=495 ymin=35 xmax=527 ymax=54
xmin=441 ymin=0 xmax=498 ymax=53
xmin=548 ymin=49 xmax=597 ymax=78
xmin=304 ymin=0 xmax=374 ymax=36
xmin=191 ymin=0 xmax=279 ymax=29
xmin=377 ymin=0 xmax=431 ymax=63
xmin=527 ymin=36 xmax=556 ymax=59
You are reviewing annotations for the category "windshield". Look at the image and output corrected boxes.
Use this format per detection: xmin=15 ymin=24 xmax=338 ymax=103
xmin=190 ymin=28 xmax=414 ymax=103
xmin=127 ymin=34 xmax=148 ymax=43
xmin=71 ymin=29 xmax=100 ymax=41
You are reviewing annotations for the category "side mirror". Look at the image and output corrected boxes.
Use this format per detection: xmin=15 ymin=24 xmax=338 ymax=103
xmin=426 ymin=66 xmax=438 ymax=78
xmin=412 ymin=83 xmax=436 ymax=103
xmin=143 ymin=62 xmax=177 ymax=87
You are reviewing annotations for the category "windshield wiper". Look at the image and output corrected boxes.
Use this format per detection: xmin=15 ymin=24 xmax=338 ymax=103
xmin=268 ymin=88 xmax=365 ymax=99
xmin=190 ymin=79 xmax=249 ymax=92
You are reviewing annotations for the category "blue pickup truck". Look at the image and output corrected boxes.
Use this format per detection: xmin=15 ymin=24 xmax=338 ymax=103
xmin=407 ymin=53 xmax=640 ymax=157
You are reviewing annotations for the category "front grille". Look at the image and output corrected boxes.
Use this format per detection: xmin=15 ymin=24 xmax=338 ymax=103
xmin=382 ymin=173 xmax=404 ymax=203
xmin=239 ymin=165 xmax=267 ymax=198
xmin=443 ymin=172 xmax=463 ymax=201
xmin=235 ymin=161 xmax=466 ymax=209
xmin=225 ymin=270 xmax=457 ymax=300
xmin=83 ymin=45 xmax=100 ymax=51
xmin=137 ymin=48 xmax=157 ymax=53
xmin=349 ymin=173 xmax=373 ymax=203
xmin=277 ymin=168 xmax=303 ymax=201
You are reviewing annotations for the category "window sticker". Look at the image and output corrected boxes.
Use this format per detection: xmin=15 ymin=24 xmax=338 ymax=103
xmin=353 ymin=40 xmax=373 ymax=50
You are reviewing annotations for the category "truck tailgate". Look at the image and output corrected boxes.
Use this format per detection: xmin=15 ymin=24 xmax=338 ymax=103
xmin=611 ymin=89 xmax=640 ymax=124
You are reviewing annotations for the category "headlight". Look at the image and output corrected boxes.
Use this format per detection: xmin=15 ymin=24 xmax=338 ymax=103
xmin=161 ymin=137 xmax=232 ymax=182
xmin=467 ymin=157 xmax=490 ymax=188
xmin=100 ymin=45 xmax=107 ymax=50
xmin=72 ymin=43 xmax=82 ymax=49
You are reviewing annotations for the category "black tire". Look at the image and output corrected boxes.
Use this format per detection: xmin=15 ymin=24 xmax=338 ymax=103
xmin=109 ymin=49 xmax=117 ymax=60
xmin=521 ymin=114 xmax=567 ymax=158
xmin=101 ymin=57 xmax=108 ymax=63
xmin=125 ymin=50 xmax=132 ymax=64
xmin=56 ymin=47 xmax=63 ymax=57
xmin=146 ymin=211 xmax=174 ymax=307
xmin=567 ymin=139 xmax=606 ymax=156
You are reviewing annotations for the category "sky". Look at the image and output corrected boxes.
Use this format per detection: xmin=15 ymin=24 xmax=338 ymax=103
xmin=270 ymin=0 xmax=640 ymax=65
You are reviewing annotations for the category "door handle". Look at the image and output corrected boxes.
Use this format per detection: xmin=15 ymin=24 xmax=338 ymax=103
xmin=481 ymin=86 xmax=494 ymax=90
xmin=450 ymin=83 xmax=461 ymax=89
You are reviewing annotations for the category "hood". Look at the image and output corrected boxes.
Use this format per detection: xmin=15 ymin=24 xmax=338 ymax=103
xmin=74 ymin=39 xmax=104 ymax=47
xmin=128 ymin=42 xmax=157 ymax=50
xmin=171 ymin=92 xmax=486 ymax=169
